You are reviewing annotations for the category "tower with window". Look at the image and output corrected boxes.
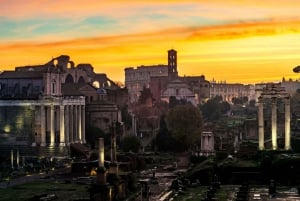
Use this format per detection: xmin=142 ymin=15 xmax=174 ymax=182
xmin=168 ymin=49 xmax=178 ymax=79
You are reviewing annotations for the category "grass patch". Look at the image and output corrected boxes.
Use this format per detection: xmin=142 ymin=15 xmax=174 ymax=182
xmin=171 ymin=185 xmax=239 ymax=201
xmin=172 ymin=186 xmax=207 ymax=201
xmin=0 ymin=181 xmax=90 ymax=201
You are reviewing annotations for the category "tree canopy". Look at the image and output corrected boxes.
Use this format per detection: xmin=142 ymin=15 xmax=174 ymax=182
xmin=166 ymin=104 xmax=203 ymax=148
xmin=121 ymin=135 xmax=141 ymax=153
xmin=200 ymin=96 xmax=230 ymax=121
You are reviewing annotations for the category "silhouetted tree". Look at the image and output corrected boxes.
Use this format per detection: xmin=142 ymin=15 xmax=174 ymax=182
xmin=154 ymin=115 xmax=185 ymax=152
xmin=121 ymin=135 xmax=141 ymax=153
xmin=200 ymin=96 xmax=230 ymax=121
xmin=138 ymin=86 xmax=153 ymax=105
xmin=121 ymin=105 xmax=132 ymax=130
xmin=85 ymin=126 xmax=108 ymax=149
xmin=166 ymin=104 xmax=203 ymax=149
xmin=169 ymin=96 xmax=189 ymax=109
xmin=249 ymin=99 xmax=256 ymax=107
xmin=232 ymin=96 xmax=248 ymax=105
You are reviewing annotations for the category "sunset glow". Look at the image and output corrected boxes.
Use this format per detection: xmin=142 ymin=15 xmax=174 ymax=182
xmin=1 ymin=0 xmax=300 ymax=83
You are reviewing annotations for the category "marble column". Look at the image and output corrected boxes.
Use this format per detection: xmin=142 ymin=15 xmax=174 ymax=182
xmin=31 ymin=106 xmax=37 ymax=147
xmin=132 ymin=114 xmax=136 ymax=136
xmin=258 ymin=97 xmax=264 ymax=150
xmin=98 ymin=138 xmax=105 ymax=168
xmin=81 ymin=105 xmax=86 ymax=143
xmin=40 ymin=105 xmax=46 ymax=146
xmin=65 ymin=105 xmax=69 ymax=145
xmin=59 ymin=105 xmax=65 ymax=146
xmin=111 ymin=121 xmax=117 ymax=162
xmin=69 ymin=105 xmax=74 ymax=143
xmin=74 ymin=105 xmax=78 ymax=142
xmin=285 ymin=97 xmax=291 ymax=150
xmin=271 ymin=97 xmax=277 ymax=150
xmin=50 ymin=104 xmax=55 ymax=146
xmin=11 ymin=149 xmax=14 ymax=169
xmin=78 ymin=105 xmax=82 ymax=143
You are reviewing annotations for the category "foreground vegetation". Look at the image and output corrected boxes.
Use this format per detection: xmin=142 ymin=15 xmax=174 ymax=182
xmin=0 ymin=181 xmax=90 ymax=201
xmin=171 ymin=185 xmax=239 ymax=201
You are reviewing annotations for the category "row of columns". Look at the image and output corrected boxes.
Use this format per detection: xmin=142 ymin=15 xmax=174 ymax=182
xmin=258 ymin=96 xmax=290 ymax=150
xmin=39 ymin=104 xmax=85 ymax=147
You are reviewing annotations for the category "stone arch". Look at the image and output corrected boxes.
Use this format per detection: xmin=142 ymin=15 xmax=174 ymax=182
xmin=65 ymin=74 xmax=74 ymax=83
xmin=68 ymin=61 xmax=75 ymax=68
xmin=53 ymin=59 xmax=58 ymax=66
xmin=78 ymin=76 xmax=85 ymax=84
xmin=92 ymin=81 xmax=100 ymax=88
xmin=103 ymin=80 xmax=111 ymax=87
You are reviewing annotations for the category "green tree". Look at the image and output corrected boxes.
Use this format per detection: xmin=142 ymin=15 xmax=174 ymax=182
xmin=154 ymin=115 xmax=185 ymax=152
xmin=166 ymin=104 xmax=203 ymax=149
xmin=200 ymin=96 xmax=230 ymax=121
xmin=169 ymin=96 xmax=188 ymax=108
xmin=121 ymin=135 xmax=141 ymax=153
xmin=121 ymin=105 xmax=132 ymax=130
xmin=232 ymin=96 xmax=248 ymax=105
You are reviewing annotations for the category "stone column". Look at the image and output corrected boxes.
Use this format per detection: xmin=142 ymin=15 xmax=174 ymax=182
xmin=50 ymin=104 xmax=55 ymax=146
xmin=285 ymin=97 xmax=291 ymax=150
xmin=31 ymin=106 xmax=37 ymax=146
xmin=111 ymin=121 xmax=117 ymax=162
xmin=97 ymin=138 xmax=107 ymax=185
xmin=74 ymin=105 xmax=78 ymax=142
xmin=258 ymin=97 xmax=264 ymax=150
xmin=98 ymin=138 xmax=105 ymax=168
xmin=69 ymin=105 xmax=74 ymax=143
xmin=132 ymin=114 xmax=136 ymax=136
xmin=78 ymin=105 xmax=82 ymax=143
xmin=201 ymin=132 xmax=214 ymax=155
xmin=11 ymin=149 xmax=14 ymax=169
xmin=271 ymin=97 xmax=277 ymax=150
xmin=40 ymin=105 xmax=46 ymax=146
xmin=82 ymin=105 xmax=86 ymax=143
xmin=65 ymin=105 xmax=69 ymax=145
xmin=59 ymin=105 xmax=65 ymax=146
xmin=17 ymin=149 xmax=19 ymax=168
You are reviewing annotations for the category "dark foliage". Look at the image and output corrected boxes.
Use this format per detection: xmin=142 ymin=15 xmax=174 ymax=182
xmin=121 ymin=135 xmax=141 ymax=153
xmin=85 ymin=126 xmax=108 ymax=149
xmin=200 ymin=96 xmax=230 ymax=121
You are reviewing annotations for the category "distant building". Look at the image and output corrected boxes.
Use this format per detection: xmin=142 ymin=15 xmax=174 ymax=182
xmin=181 ymin=75 xmax=210 ymax=103
xmin=281 ymin=78 xmax=300 ymax=96
xmin=125 ymin=49 xmax=210 ymax=105
xmin=161 ymin=79 xmax=198 ymax=106
xmin=125 ymin=49 xmax=178 ymax=103
xmin=210 ymin=81 xmax=254 ymax=103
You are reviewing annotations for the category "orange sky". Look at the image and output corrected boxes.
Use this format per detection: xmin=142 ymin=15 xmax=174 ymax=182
xmin=0 ymin=0 xmax=300 ymax=84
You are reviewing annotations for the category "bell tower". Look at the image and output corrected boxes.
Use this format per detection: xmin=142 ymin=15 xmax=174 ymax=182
xmin=168 ymin=49 xmax=178 ymax=78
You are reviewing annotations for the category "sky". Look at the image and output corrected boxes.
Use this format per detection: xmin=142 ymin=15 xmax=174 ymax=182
xmin=1 ymin=0 xmax=300 ymax=84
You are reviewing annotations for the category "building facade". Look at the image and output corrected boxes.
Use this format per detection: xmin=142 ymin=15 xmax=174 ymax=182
xmin=210 ymin=81 xmax=254 ymax=103
xmin=161 ymin=79 xmax=198 ymax=106
xmin=0 ymin=55 xmax=121 ymax=154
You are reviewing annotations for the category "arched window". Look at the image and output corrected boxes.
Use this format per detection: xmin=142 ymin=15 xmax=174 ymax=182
xmin=78 ymin=76 xmax=85 ymax=84
xmin=52 ymin=79 xmax=56 ymax=94
xmin=65 ymin=74 xmax=74 ymax=83
xmin=92 ymin=81 xmax=100 ymax=88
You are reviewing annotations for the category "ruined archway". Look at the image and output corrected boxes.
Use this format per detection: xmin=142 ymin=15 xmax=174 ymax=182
xmin=65 ymin=74 xmax=74 ymax=83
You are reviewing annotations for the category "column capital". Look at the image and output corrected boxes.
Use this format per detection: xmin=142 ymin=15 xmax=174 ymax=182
xmin=271 ymin=96 xmax=277 ymax=103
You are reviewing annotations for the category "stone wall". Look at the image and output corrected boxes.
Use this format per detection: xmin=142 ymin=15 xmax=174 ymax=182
xmin=0 ymin=106 xmax=34 ymax=144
